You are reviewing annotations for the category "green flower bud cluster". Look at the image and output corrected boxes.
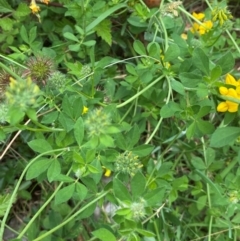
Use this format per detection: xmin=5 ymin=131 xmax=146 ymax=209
xmin=85 ymin=108 xmax=111 ymax=137
xmin=212 ymin=7 xmax=233 ymax=26
xmin=23 ymin=56 xmax=55 ymax=85
xmin=5 ymin=78 xmax=41 ymax=111
xmin=0 ymin=102 xmax=8 ymax=124
xmin=114 ymin=151 xmax=143 ymax=176
xmin=228 ymin=190 xmax=239 ymax=204
xmin=46 ymin=71 xmax=66 ymax=90
xmin=130 ymin=198 xmax=147 ymax=221
xmin=80 ymin=65 xmax=91 ymax=77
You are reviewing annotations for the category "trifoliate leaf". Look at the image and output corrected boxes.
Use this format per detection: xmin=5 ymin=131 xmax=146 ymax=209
xmin=0 ymin=0 xmax=13 ymax=13
xmin=95 ymin=19 xmax=112 ymax=46
xmin=0 ymin=193 xmax=16 ymax=217
xmin=14 ymin=3 xmax=31 ymax=18
xmin=0 ymin=18 xmax=13 ymax=31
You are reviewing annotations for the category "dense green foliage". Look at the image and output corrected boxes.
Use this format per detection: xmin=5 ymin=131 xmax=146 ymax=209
xmin=1 ymin=0 xmax=240 ymax=240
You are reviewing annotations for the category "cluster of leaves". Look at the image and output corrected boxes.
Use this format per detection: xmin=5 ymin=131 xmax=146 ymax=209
xmin=1 ymin=0 xmax=240 ymax=241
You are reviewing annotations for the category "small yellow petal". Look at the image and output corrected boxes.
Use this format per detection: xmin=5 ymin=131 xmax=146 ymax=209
xmin=192 ymin=12 xmax=205 ymax=20
xmin=219 ymin=86 xmax=228 ymax=95
xmin=82 ymin=106 xmax=88 ymax=115
xmin=226 ymin=101 xmax=239 ymax=112
xmin=104 ymin=169 xmax=111 ymax=177
xmin=217 ymin=102 xmax=228 ymax=112
xmin=228 ymin=88 xmax=238 ymax=98
xmin=226 ymin=74 xmax=239 ymax=86
xmin=181 ymin=33 xmax=187 ymax=40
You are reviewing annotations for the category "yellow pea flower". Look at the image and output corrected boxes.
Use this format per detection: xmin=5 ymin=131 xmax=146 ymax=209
xmin=192 ymin=12 xmax=205 ymax=21
xmin=29 ymin=0 xmax=40 ymax=14
xmin=82 ymin=106 xmax=88 ymax=115
xmin=225 ymin=73 xmax=240 ymax=87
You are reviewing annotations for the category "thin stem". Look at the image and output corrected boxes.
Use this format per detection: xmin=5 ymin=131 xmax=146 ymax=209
xmin=0 ymin=62 xmax=24 ymax=81
xmin=0 ymin=54 xmax=27 ymax=69
xmin=0 ymin=148 xmax=68 ymax=241
xmin=201 ymin=137 xmax=212 ymax=241
xmin=145 ymin=75 xmax=172 ymax=144
xmin=32 ymin=190 xmax=111 ymax=241
xmin=117 ymin=75 xmax=164 ymax=108
xmin=17 ymin=166 xmax=72 ymax=239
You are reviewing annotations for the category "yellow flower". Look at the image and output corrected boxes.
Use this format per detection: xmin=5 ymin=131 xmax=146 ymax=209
xmin=192 ymin=12 xmax=205 ymax=21
xmin=225 ymin=73 xmax=240 ymax=87
xmin=217 ymin=74 xmax=240 ymax=113
xmin=104 ymin=169 xmax=111 ymax=177
xmin=198 ymin=20 xmax=213 ymax=34
xmin=191 ymin=12 xmax=213 ymax=35
xmin=217 ymin=101 xmax=238 ymax=113
xmin=29 ymin=0 xmax=40 ymax=14
xmin=82 ymin=106 xmax=88 ymax=115
xmin=181 ymin=33 xmax=187 ymax=40
xmin=219 ymin=86 xmax=228 ymax=95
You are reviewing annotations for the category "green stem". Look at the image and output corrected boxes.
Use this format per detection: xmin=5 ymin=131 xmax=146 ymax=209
xmin=117 ymin=75 xmax=164 ymax=108
xmin=17 ymin=166 xmax=72 ymax=239
xmin=201 ymin=137 xmax=212 ymax=241
xmin=145 ymin=75 xmax=172 ymax=144
xmin=0 ymin=148 xmax=68 ymax=241
xmin=32 ymin=190 xmax=111 ymax=241
xmin=0 ymin=54 xmax=27 ymax=69
xmin=0 ymin=62 xmax=24 ymax=81
xmin=154 ymin=221 xmax=162 ymax=241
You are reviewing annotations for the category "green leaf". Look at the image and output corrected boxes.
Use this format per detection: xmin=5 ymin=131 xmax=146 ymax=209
xmin=186 ymin=121 xmax=197 ymax=139
xmin=63 ymin=32 xmax=79 ymax=42
xmin=210 ymin=127 xmax=240 ymax=148
xmin=92 ymin=228 xmax=116 ymax=241
xmin=210 ymin=65 xmax=222 ymax=81
xmin=47 ymin=159 xmax=61 ymax=182
xmin=192 ymin=48 xmax=209 ymax=75
xmin=196 ymin=195 xmax=207 ymax=211
xmin=164 ymin=44 xmax=180 ymax=62
xmin=179 ymin=72 xmax=202 ymax=88
xmin=113 ymin=178 xmax=132 ymax=201
xmin=14 ymin=3 xmax=30 ymax=18
xmin=131 ymin=172 xmax=146 ymax=198
xmin=99 ymin=134 xmax=115 ymax=147
xmin=29 ymin=26 xmax=37 ymax=43
xmin=75 ymin=183 xmax=88 ymax=201
xmin=191 ymin=156 xmax=206 ymax=170
xmin=136 ymin=229 xmax=155 ymax=237
xmin=95 ymin=19 xmax=112 ymax=46
xmin=20 ymin=25 xmax=29 ymax=44
xmin=147 ymin=42 xmax=160 ymax=59
xmin=160 ymin=101 xmax=182 ymax=118
xmin=0 ymin=193 xmax=16 ymax=217
xmin=26 ymin=158 xmax=52 ymax=180
xmin=28 ymin=139 xmax=53 ymax=153
xmin=0 ymin=18 xmax=13 ymax=31
xmin=143 ymin=187 xmax=165 ymax=206
xmin=127 ymin=124 xmax=140 ymax=149
xmin=74 ymin=117 xmax=84 ymax=146
xmin=216 ymin=52 xmax=234 ymax=75
xmin=171 ymin=79 xmax=185 ymax=95
xmin=131 ymin=144 xmax=154 ymax=157
xmin=172 ymin=176 xmax=188 ymax=191
xmin=196 ymin=119 xmax=215 ymax=135
xmin=232 ymin=213 xmax=240 ymax=223
xmin=86 ymin=3 xmax=126 ymax=33
xmin=0 ymin=0 xmax=13 ymax=13
xmin=58 ymin=113 xmax=75 ymax=132
xmin=8 ymin=107 xmax=25 ymax=125
xmin=55 ymin=183 xmax=75 ymax=205
xmin=133 ymin=40 xmax=146 ymax=55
